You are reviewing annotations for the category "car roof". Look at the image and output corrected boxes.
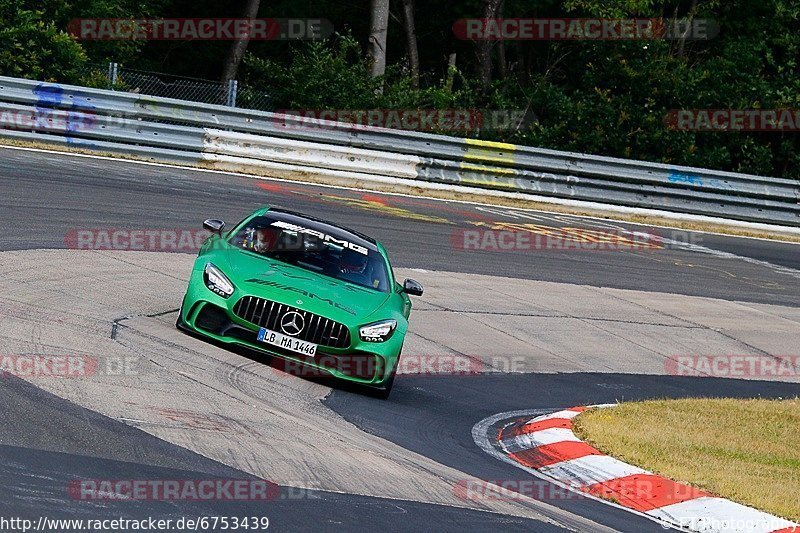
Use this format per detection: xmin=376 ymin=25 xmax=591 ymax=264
xmin=262 ymin=207 xmax=381 ymax=252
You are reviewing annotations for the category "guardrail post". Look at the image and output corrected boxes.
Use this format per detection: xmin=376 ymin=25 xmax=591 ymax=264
xmin=226 ymin=79 xmax=238 ymax=107
xmin=107 ymin=62 xmax=119 ymax=89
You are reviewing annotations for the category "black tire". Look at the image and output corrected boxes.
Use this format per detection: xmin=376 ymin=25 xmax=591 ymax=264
xmin=372 ymin=367 xmax=396 ymax=400
xmin=370 ymin=350 xmax=401 ymax=399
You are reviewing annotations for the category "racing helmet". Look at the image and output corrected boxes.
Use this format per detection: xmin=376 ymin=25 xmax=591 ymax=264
xmin=339 ymin=249 xmax=369 ymax=274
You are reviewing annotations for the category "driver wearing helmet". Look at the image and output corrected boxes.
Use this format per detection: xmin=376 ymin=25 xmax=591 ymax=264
xmin=243 ymin=227 xmax=278 ymax=254
xmin=338 ymin=248 xmax=371 ymax=286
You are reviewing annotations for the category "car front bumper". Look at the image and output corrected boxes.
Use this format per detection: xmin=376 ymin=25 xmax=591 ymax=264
xmin=177 ymin=279 xmax=403 ymax=388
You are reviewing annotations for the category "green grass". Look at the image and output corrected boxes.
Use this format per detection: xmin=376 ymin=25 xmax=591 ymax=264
xmin=573 ymin=398 xmax=800 ymax=521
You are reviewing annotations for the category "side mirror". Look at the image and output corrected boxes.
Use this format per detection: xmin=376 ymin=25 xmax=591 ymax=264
xmin=203 ymin=219 xmax=225 ymax=235
xmin=402 ymin=278 xmax=424 ymax=296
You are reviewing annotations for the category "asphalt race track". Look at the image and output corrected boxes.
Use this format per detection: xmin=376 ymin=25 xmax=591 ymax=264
xmin=1 ymin=146 xmax=800 ymax=532
xmin=0 ymin=376 xmax=556 ymax=532
xmin=3 ymin=147 xmax=800 ymax=305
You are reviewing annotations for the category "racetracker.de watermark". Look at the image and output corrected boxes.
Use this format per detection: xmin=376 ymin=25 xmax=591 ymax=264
xmin=268 ymin=354 xmax=528 ymax=380
xmin=666 ymin=355 xmax=800 ymax=378
xmin=67 ymin=18 xmax=333 ymax=41
xmin=455 ymin=478 xmax=716 ymax=506
xmin=65 ymin=228 xmax=212 ymax=252
xmin=0 ymin=109 xmax=97 ymax=132
xmin=68 ymin=479 xmax=280 ymax=501
xmin=397 ymin=355 xmax=527 ymax=375
xmin=452 ymin=226 xmax=670 ymax=252
xmin=0 ymin=354 xmax=138 ymax=379
xmin=453 ymin=18 xmax=718 ymax=41
xmin=666 ymin=109 xmax=800 ymax=131
xmin=272 ymin=109 xmax=535 ymax=132
xmin=454 ymin=479 xmax=586 ymax=501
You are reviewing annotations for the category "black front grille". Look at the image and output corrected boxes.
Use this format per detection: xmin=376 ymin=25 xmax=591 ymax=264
xmin=232 ymin=296 xmax=351 ymax=349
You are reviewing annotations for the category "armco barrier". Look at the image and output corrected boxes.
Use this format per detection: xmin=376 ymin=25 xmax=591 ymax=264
xmin=202 ymin=129 xmax=420 ymax=179
xmin=0 ymin=75 xmax=798 ymax=226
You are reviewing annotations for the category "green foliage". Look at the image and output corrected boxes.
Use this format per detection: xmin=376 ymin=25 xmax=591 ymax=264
xmin=563 ymin=0 xmax=662 ymax=17
xmin=242 ymin=33 xmax=486 ymax=135
xmin=0 ymin=0 xmax=88 ymax=82
xmin=244 ymin=34 xmax=384 ymax=109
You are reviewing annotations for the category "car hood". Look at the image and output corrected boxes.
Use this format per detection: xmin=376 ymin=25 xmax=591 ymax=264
xmin=214 ymin=245 xmax=392 ymax=324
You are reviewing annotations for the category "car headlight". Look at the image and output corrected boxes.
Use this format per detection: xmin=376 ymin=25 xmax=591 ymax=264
xmin=204 ymin=263 xmax=235 ymax=298
xmin=359 ymin=319 xmax=397 ymax=342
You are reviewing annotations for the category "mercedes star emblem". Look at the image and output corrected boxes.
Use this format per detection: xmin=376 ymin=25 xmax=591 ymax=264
xmin=280 ymin=311 xmax=305 ymax=336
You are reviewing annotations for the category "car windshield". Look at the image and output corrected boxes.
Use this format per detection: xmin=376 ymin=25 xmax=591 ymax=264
xmin=229 ymin=215 xmax=390 ymax=292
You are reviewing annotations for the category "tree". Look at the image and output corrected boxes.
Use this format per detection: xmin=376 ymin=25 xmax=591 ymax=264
xmin=476 ymin=0 xmax=503 ymax=91
xmin=367 ymin=0 xmax=390 ymax=86
xmin=400 ymin=0 xmax=420 ymax=89
xmin=0 ymin=0 xmax=88 ymax=82
xmin=221 ymin=0 xmax=261 ymax=84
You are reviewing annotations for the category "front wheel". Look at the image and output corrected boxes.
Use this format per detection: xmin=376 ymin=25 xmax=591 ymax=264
xmin=175 ymin=305 xmax=189 ymax=331
xmin=372 ymin=367 xmax=396 ymax=400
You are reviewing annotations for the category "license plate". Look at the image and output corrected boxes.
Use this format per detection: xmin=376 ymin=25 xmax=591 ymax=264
xmin=257 ymin=328 xmax=318 ymax=356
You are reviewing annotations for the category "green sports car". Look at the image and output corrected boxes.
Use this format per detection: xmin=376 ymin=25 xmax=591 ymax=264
xmin=177 ymin=207 xmax=423 ymax=398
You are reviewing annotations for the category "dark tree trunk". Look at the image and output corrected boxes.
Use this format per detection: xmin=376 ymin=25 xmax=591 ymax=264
xmin=476 ymin=0 xmax=503 ymax=91
xmin=495 ymin=0 xmax=507 ymax=78
xmin=445 ymin=52 xmax=457 ymax=92
xmin=496 ymin=40 xmax=507 ymax=79
xmin=368 ymin=0 xmax=391 ymax=91
xmin=221 ymin=0 xmax=261 ymax=84
xmin=400 ymin=0 xmax=420 ymax=89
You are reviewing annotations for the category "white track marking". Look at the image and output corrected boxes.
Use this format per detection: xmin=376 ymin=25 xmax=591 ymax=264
xmin=472 ymin=408 xmax=683 ymax=531
xmin=502 ymin=428 xmax=581 ymax=452
xmin=539 ymin=456 xmax=649 ymax=487
xmin=474 ymin=408 xmax=797 ymax=533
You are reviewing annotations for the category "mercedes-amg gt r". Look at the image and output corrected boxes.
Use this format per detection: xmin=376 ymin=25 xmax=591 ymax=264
xmin=177 ymin=207 xmax=423 ymax=398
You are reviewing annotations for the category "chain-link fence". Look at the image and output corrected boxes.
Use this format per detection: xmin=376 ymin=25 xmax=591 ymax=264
xmin=104 ymin=63 xmax=272 ymax=111
xmin=234 ymin=84 xmax=275 ymax=112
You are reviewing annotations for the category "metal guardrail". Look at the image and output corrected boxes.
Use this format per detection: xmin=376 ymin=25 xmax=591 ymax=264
xmin=0 ymin=75 xmax=797 ymax=226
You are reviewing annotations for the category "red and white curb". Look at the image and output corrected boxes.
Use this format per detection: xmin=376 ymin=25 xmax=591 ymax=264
xmin=472 ymin=407 xmax=798 ymax=533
